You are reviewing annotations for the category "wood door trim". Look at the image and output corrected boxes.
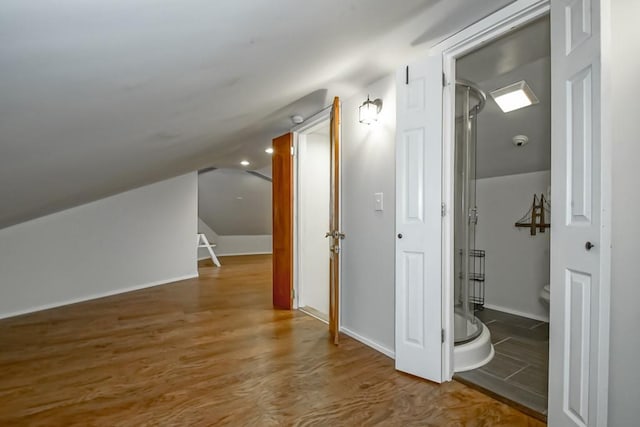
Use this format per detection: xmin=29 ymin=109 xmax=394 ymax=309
xmin=329 ymin=97 xmax=341 ymax=344
xmin=272 ymin=132 xmax=294 ymax=309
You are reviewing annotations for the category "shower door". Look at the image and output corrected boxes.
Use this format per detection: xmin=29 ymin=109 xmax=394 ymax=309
xmin=454 ymin=85 xmax=481 ymax=344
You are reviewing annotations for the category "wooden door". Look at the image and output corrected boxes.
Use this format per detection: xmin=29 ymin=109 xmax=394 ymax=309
xmin=328 ymin=97 xmax=342 ymax=344
xmin=395 ymin=55 xmax=443 ymax=382
xmin=548 ymin=0 xmax=606 ymax=425
xmin=272 ymin=132 xmax=293 ymax=309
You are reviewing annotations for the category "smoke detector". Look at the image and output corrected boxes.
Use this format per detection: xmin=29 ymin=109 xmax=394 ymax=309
xmin=291 ymin=115 xmax=304 ymax=124
xmin=512 ymin=135 xmax=529 ymax=147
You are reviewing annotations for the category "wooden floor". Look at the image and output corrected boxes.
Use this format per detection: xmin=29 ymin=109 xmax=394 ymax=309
xmin=0 ymin=255 xmax=545 ymax=426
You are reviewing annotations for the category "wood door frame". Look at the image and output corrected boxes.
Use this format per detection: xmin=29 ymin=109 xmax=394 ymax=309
xmin=430 ymin=3 xmax=611 ymax=420
xmin=272 ymin=132 xmax=295 ymax=310
xmin=291 ymin=106 xmax=333 ymax=314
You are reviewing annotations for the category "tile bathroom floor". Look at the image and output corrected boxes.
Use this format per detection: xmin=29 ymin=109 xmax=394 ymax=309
xmin=454 ymin=308 xmax=549 ymax=419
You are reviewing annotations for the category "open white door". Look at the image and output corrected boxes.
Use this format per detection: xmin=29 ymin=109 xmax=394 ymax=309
xmin=395 ymin=55 xmax=443 ymax=382
xmin=549 ymin=0 xmax=607 ymax=425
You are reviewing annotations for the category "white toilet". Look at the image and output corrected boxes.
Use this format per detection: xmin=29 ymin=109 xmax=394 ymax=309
xmin=540 ymin=283 xmax=550 ymax=305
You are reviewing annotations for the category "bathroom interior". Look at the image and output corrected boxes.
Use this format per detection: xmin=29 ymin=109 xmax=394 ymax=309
xmin=450 ymin=16 xmax=551 ymax=419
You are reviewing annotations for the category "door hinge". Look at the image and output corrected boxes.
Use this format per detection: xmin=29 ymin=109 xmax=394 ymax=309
xmin=441 ymin=329 xmax=445 ymax=343
xmin=291 ymin=145 xmax=295 ymax=156
xmin=405 ymin=66 xmax=409 ymax=85
xmin=442 ymin=72 xmax=446 ymax=87
xmin=441 ymin=202 xmax=446 ymax=217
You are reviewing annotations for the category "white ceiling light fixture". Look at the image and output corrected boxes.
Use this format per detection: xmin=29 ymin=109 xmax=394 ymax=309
xmin=490 ymin=80 xmax=539 ymax=113
xmin=240 ymin=160 xmax=250 ymax=166
xmin=359 ymin=95 xmax=383 ymax=125
xmin=265 ymin=147 xmax=274 ymax=154
xmin=291 ymin=115 xmax=304 ymax=125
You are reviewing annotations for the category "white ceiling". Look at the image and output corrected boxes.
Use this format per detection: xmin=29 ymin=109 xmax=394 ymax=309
xmin=0 ymin=0 xmax=515 ymax=229
xmin=198 ymin=169 xmax=271 ymax=235
xmin=457 ymin=16 xmax=550 ymax=179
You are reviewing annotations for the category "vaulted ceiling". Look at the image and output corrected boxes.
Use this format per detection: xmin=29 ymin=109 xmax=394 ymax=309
xmin=0 ymin=0 xmax=514 ymax=229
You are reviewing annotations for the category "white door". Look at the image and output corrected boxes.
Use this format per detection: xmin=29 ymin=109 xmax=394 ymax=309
xmin=395 ymin=55 xmax=443 ymax=382
xmin=549 ymin=0 xmax=606 ymax=425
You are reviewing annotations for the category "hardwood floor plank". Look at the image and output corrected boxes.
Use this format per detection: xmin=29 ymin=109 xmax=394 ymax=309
xmin=0 ymin=255 xmax=545 ymax=426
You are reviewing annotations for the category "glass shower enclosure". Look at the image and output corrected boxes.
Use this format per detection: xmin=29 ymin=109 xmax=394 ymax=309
xmin=454 ymin=80 xmax=487 ymax=344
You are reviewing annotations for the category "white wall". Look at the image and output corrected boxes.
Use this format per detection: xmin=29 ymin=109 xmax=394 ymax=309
xmin=197 ymin=218 xmax=272 ymax=257
xmin=341 ymin=74 xmax=396 ymax=356
xmin=608 ymin=0 xmax=640 ymax=424
xmin=198 ymin=217 xmax=219 ymax=243
xmin=211 ymin=235 xmax=272 ymax=257
xmin=475 ymin=171 xmax=550 ymax=321
xmin=198 ymin=169 xmax=272 ymax=235
xmin=0 ymin=173 xmax=198 ymax=319
xmin=298 ymin=132 xmax=331 ymax=316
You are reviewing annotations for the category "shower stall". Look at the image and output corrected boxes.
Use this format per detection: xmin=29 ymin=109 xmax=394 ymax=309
xmin=452 ymin=80 xmax=494 ymax=372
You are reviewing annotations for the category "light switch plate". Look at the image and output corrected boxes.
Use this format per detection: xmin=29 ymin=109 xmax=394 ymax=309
xmin=374 ymin=192 xmax=383 ymax=211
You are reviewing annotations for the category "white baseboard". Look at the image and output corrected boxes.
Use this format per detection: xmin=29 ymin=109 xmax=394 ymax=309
xmin=483 ymin=303 xmax=549 ymax=323
xmin=340 ymin=326 xmax=395 ymax=359
xmin=0 ymin=272 xmax=199 ymax=320
xmin=198 ymin=251 xmax=272 ymax=260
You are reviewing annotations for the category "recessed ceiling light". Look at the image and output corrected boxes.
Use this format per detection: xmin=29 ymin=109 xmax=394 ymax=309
xmin=490 ymin=80 xmax=539 ymax=113
xmin=240 ymin=160 xmax=250 ymax=166
xmin=265 ymin=147 xmax=274 ymax=154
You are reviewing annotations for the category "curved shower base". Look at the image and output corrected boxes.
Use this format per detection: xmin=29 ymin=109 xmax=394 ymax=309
xmin=453 ymin=313 xmax=494 ymax=372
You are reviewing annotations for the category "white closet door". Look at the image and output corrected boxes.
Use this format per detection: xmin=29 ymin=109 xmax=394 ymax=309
xmin=395 ymin=55 xmax=443 ymax=382
xmin=549 ymin=0 xmax=606 ymax=425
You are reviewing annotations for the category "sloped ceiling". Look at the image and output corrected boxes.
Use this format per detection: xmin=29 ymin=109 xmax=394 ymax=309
xmin=457 ymin=16 xmax=550 ymax=179
xmin=198 ymin=169 xmax=271 ymax=235
xmin=0 ymin=0 xmax=514 ymax=229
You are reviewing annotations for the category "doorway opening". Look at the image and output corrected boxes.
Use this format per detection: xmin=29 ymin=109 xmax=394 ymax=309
xmin=450 ymin=15 xmax=551 ymax=419
xmin=296 ymin=119 xmax=331 ymax=322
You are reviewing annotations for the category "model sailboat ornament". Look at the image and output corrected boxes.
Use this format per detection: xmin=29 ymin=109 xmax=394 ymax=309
xmin=515 ymin=193 xmax=551 ymax=236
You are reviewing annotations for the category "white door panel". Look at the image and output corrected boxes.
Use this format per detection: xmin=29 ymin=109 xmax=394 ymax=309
xmin=395 ymin=56 xmax=443 ymax=382
xmin=549 ymin=0 xmax=604 ymax=425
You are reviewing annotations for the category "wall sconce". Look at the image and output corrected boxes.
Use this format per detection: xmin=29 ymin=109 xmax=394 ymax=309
xmin=359 ymin=95 xmax=383 ymax=125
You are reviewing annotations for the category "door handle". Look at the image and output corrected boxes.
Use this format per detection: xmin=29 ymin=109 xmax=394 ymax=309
xmin=325 ymin=231 xmax=346 ymax=239
xmin=397 ymin=233 xmax=403 ymax=239
xmin=585 ymin=241 xmax=595 ymax=251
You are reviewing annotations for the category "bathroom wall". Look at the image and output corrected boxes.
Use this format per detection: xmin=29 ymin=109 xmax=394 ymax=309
xmin=475 ymin=170 xmax=551 ymax=321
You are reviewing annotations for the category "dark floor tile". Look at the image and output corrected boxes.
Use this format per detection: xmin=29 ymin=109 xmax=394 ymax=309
xmin=487 ymin=321 xmax=549 ymax=344
xmin=476 ymin=308 xmax=543 ymax=329
xmin=495 ymin=336 xmax=549 ymax=368
xmin=479 ymin=351 xmax=528 ymax=380
xmin=530 ymin=322 xmax=549 ymax=339
xmin=507 ymin=365 xmax=549 ymax=396
xmin=486 ymin=322 xmax=511 ymax=344
xmin=459 ymin=308 xmax=550 ymax=417
xmin=455 ymin=369 xmax=548 ymax=415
